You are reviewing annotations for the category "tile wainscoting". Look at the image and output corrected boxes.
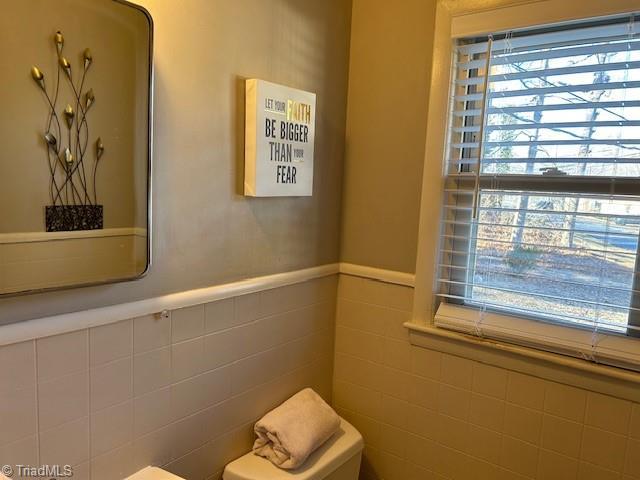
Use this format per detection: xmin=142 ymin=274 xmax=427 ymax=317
xmin=333 ymin=274 xmax=640 ymax=480
xmin=0 ymin=274 xmax=337 ymax=480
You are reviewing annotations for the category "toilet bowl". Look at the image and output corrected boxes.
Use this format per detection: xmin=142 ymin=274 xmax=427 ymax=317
xmin=223 ymin=417 xmax=363 ymax=480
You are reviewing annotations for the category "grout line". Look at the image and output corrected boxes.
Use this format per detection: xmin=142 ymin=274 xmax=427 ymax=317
xmin=129 ymin=319 xmax=135 ymax=470
xmin=86 ymin=329 xmax=92 ymax=478
xmin=33 ymin=339 xmax=41 ymax=468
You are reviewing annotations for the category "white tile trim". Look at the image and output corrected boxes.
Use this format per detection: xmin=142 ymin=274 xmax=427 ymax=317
xmin=338 ymin=263 xmax=415 ymax=287
xmin=0 ymin=263 xmax=340 ymax=346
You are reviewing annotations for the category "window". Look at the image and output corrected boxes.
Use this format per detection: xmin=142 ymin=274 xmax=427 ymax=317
xmin=437 ymin=14 xmax=640 ymax=370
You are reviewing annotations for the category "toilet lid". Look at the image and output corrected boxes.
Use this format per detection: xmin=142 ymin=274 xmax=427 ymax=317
xmin=126 ymin=467 xmax=185 ymax=480
xmin=223 ymin=418 xmax=363 ymax=480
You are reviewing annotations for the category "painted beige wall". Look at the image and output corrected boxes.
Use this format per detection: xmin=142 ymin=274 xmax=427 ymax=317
xmin=339 ymin=0 xmax=436 ymax=274
xmin=0 ymin=0 xmax=351 ymax=324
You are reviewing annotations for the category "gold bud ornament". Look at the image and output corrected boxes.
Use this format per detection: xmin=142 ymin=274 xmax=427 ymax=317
xmin=63 ymin=147 xmax=74 ymax=167
xmin=63 ymin=104 xmax=75 ymax=129
xmin=85 ymin=89 xmax=95 ymax=110
xmin=59 ymin=56 xmax=71 ymax=78
xmin=31 ymin=66 xmax=45 ymax=90
xmin=44 ymin=132 xmax=57 ymax=148
xmin=83 ymin=48 xmax=93 ymax=70
xmin=96 ymin=138 xmax=104 ymax=160
xmin=54 ymin=31 xmax=64 ymax=54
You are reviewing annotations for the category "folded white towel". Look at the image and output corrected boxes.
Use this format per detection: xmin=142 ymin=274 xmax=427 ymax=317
xmin=253 ymin=388 xmax=341 ymax=470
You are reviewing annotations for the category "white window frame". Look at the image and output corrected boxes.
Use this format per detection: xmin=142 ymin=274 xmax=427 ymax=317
xmin=410 ymin=0 xmax=640 ymax=378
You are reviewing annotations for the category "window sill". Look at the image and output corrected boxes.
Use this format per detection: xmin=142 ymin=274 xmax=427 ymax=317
xmin=405 ymin=320 xmax=640 ymax=403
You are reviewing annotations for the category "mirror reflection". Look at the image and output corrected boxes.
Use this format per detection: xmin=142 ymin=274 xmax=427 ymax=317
xmin=0 ymin=0 xmax=152 ymax=295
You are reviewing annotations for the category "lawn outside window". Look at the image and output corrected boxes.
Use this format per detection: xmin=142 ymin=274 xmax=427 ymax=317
xmin=436 ymin=13 xmax=640 ymax=370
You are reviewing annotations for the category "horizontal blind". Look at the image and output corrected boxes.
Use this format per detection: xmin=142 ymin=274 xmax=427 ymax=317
xmin=437 ymin=13 xmax=640 ymax=369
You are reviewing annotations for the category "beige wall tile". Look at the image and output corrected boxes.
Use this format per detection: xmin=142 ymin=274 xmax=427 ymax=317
xmin=382 ymin=337 xmax=411 ymax=371
xmin=507 ymin=371 xmax=546 ymax=411
xmin=630 ymin=404 xmax=640 ymax=441
xmin=585 ymin=392 xmax=632 ymax=436
xmin=379 ymin=423 xmax=407 ymax=459
xmin=335 ymin=298 xmax=387 ymax=335
xmin=472 ymin=362 xmax=508 ymax=399
xmin=541 ymin=414 xmax=583 ymax=459
xmin=580 ymin=426 xmax=626 ymax=472
xmin=410 ymin=346 xmax=441 ymax=380
xmin=338 ymin=408 xmax=383 ymax=449
xmin=260 ymin=282 xmax=308 ymax=317
xmin=133 ymin=314 xmax=171 ymax=353
xmin=469 ymin=393 xmax=505 ymax=432
xmin=204 ymin=298 xmax=235 ymax=333
xmin=37 ymin=330 xmax=88 ymax=382
xmin=440 ymin=353 xmax=473 ymax=390
xmin=405 ymin=433 xmax=438 ymax=471
xmin=90 ymin=442 xmax=134 ymax=480
xmin=204 ymin=328 xmax=243 ymax=370
xmin=503 ymin=403 xmax=542 ymax=445
xmin=0 ymin=385 xmax=37 ymax=447
xmin=334 ymin=380 xmax=382 ymax=419
xmin=335 ymin=325 xmax=384 ymax=363
xmin=377 ymin=366 xmax=412 ymax=401
xmin=381 ymin=394 xmax=409 ymax=429
xmin=334 ymin=353 xmax=379 ymax=391
xmin=171 ymin=305 xmax=205 ymax=343
xmin=171 ymin=337 xmax=206 ymax=383
xmin=39 ymin=416 xmax=89 ymax=467
xmin=383 ymin=309 xmax=412 ymax=341
xmin=500 ymin=435 xmax=539 ymax=478
xmin=0 ymin=341 xmax=35 ymax=390
xmin=133 ymin=347 xmax=171 ymax=396
xmin=408 ymin=374 xmax=439 ymax=411
xmin=133 ymin=424 xmax=174 ymax=472
xmin=405 ymin=403 xmax=438 ymax=441
xmin=338 ymin=276 xmax=414 ymax=312
xmin=545 ymin=382 xmax=587 ymax=422
xmin=0 ymin=278 xmax=336 ymax=479
xmin=133 ymin=386 xmax=171 ymax=437
xmin=172 ymin=411 xmax=208 ymax=459
xmin=537 ymin=449 xmax=578 ymax=480
xmin=91 ymin=401 xmax=133 ymax=457
xmin=166 ymin=445 xmax=207 ymax=480
xmin=90 ymin=320 xmax=132 ymax=367
xmin=402 ymin=461 xmax=437 ymax=480
xmin=230 ymin=347 xmax=287 ymax=395
xmin=172 ymin=367 xmax=231 ymax=421
xmin=90 ymin=357 xmax=132 ymax=412
xmin=234 ymin=293 xmax=262 ymax=324
xmin=38 ymin=372 xmax=88 ymax=431
xmin=578 ymin=461 xmax=622 ymax=480
xmin=436 ymin=414 xmax=469 ymax=452
xmin=625 ymin=438 xmax=640 ymax=478
xmin=438 ymin=383 xmax=470 ymax=421
xmin=467 ymin=423 xmax=503 ymax=465
xmin=0 ymin=435 xmax=37 ymax=476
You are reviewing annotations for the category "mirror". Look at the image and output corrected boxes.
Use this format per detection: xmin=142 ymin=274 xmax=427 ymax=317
xmin=0 ymin=0 xmax=152 ymax=296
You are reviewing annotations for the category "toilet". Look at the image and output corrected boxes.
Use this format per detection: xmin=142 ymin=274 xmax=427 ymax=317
xmin=126 ymin=417 xmax=363 ymax=480
xmin=223 ymin=417 xmax=363 ymax=480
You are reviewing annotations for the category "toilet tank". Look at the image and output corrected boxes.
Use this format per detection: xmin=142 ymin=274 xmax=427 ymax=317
xmin=223 ymin=418 xmax=363 ymax=480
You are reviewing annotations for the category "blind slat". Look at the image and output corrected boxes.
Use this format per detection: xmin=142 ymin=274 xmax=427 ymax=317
xmin=441 ymin=14 xmax=640 ymax=348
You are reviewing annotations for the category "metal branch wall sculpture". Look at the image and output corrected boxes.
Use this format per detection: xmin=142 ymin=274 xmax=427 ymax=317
xmin=32 ymin=31 xmax=105 ymax=232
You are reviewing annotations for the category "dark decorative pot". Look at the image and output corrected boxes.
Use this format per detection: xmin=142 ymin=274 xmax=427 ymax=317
xmin=45 ymin=205 xmax=104 ymax=232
